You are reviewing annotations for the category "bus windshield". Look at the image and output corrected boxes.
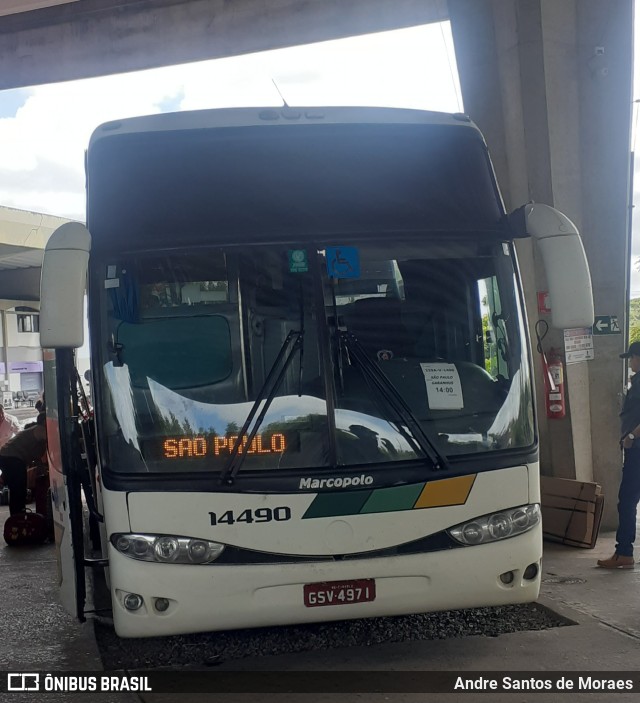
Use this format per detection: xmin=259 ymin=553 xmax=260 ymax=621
xmin=95 ymin=238 xmax=533 ymax=476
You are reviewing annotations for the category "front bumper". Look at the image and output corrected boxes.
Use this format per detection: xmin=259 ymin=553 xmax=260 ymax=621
xmin=108 ymin=524 xmax=542 ymax=637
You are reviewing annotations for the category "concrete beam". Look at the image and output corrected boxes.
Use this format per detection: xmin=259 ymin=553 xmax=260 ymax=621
xmin=0 ymin=0 xmax=448 ymax=90
xmin=0 ymin=268 xmax=42 ymax=301
xmin=0 ymin=0 xmax=78 ymax=19
xmin=0 ymin=206 xmax=72 ymax=300
xmin=0 ymin=205 xmax=70 ymax=250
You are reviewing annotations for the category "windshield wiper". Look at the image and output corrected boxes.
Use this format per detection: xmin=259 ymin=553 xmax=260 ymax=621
xmin=221 ymin=329 xmax=303 ymax=485
xmin=340 ymin=331 xmax=449 ymax=471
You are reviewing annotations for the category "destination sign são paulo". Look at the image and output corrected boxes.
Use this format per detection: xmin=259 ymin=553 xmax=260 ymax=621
xmin=163 ymin=433 xmax=286 ymax=459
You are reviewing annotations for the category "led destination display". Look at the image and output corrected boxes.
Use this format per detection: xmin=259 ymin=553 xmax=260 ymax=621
xmin=163 ymin=433 xmax=287 ymax=459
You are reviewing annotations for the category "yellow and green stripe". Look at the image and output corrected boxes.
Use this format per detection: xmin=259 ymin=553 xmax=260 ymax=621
xmin=302 ymin=474 xmax=476 ymax=519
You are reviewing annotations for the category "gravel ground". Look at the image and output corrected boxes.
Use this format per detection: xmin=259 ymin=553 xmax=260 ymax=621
xmin=95 ymin=603 xmax=570 ymax=670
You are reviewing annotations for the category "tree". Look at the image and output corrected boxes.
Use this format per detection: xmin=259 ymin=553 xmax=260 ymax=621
xmin=629 ymin=298 xmax=640 ymax=344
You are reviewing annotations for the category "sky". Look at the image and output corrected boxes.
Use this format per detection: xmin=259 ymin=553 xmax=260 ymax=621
xmin=0 ymin=21 xmax=462 ymax=223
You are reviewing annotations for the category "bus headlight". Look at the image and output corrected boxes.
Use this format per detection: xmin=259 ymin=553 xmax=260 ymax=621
xmin=447 ymin=504 xmax=540 ymax=546
xmin=187 ymin=539 xmax=225 ymax=563
xmin=111 ymin=533 xmax=225 ymax=564
xmin=154 ymin=536 xmax=180 ymax=562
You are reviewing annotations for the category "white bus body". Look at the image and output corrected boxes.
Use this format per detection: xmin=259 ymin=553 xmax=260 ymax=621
xmin=40 ymin=107 xmax=592 ymax=637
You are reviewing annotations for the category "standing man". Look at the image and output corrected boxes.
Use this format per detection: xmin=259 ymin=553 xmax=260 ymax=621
xmin=0 ymin=405 xmax=20 ymax=449
xmin=0 ymin=412 xmax=47 ymax=515
xmin=597 ymin=342 xmax=640 ymax=568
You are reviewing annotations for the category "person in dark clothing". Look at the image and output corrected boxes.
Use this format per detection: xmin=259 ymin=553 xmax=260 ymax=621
xmin=597 ymin=342 xmax=640 ymax=568
xmin=0 ymin=413 xmax=47 ymax=516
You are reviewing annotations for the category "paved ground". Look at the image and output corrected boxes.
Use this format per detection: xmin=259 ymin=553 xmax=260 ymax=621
xmin=0 ymin=504 xmax=137 ymax=702
xmin=0 ymin=501 xmax=638 ymax=702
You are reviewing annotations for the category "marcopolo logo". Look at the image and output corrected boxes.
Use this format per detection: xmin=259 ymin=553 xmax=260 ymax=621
xmin=299 ymin=474 xmax=374 ymax=490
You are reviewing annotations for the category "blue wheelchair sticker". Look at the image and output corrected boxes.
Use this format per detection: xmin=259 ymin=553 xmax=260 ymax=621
xmin=326 ymin=247 xmax=360 ymax=279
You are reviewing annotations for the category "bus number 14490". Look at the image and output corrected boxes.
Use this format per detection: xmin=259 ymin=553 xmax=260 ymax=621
xmin=209 ymin=507 xmax=292 ymax=525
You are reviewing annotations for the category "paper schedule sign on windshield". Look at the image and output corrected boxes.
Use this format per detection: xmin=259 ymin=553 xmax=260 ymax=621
xmin=420 ymin=363 xmax=464 ymax=410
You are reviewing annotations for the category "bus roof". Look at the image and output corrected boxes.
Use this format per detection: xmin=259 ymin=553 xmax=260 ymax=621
xmin=89 ymin=107 xmax=482 ymax=149
xmin=86 ymin=107 xmax=506 ymax=253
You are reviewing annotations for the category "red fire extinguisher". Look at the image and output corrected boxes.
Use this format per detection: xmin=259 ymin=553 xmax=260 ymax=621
xmin=544 ymin=348 xmax=566 ymax=419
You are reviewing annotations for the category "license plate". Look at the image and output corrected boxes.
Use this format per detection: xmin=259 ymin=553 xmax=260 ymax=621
xmin=303 ymin=578 xmax=376 ymax=607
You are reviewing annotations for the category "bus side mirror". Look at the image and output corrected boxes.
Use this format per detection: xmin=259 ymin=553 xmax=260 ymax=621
xmin=510 ymin=203 xmax=594 ymax=330
xmin=40 ymin=222 xmax=91 ymax=349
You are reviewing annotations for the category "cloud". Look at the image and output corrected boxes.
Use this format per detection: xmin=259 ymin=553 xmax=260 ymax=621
xmin=0 ymin=157 xmax=85 ymax=220
xmin=0 ymin=88 xmax=31 ymax=119
xmin=0 ymin=70 xmax=183 ymax=218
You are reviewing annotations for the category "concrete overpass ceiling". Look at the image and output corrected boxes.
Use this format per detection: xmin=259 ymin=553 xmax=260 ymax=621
xmin=0 ymin=0 xmax=449 ymax=90
xmin=0 ymin=0 xmax=78 ymax=18
xmin=0 ymin=206 xmax=71 ymax=300
xmin=0 ymin=267 xmax=42 ymax=302
xmin=0 ymin=245 xmax=43 ymax=269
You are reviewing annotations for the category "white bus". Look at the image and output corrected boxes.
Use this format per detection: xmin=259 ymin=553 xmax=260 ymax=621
xmin=40 ymin=107 xmax=593 ymax=638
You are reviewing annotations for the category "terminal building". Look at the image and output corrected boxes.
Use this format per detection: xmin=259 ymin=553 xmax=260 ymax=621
xmin=0 ymin=205 xmax=72 ymax=407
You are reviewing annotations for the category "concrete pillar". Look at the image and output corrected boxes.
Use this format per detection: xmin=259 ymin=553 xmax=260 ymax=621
xmin=448 ymin=0 xmax=633 ymax=527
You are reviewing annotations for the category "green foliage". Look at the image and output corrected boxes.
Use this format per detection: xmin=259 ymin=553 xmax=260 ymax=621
xmin=482 ymin=313 xmax=493 ymax=374
xmin=630 ymin=298 xmax=640 ymax=344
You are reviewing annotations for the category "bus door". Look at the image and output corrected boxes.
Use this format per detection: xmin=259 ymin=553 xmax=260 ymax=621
xmin=44 ymin=348 xmax=88 ymax=622
xmin=40 ymin=222 xmax=93 ymax=622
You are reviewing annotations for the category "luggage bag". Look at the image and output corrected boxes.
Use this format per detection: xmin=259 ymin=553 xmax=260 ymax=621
xmin=3 ymin=509 xmax=48 ymax=546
